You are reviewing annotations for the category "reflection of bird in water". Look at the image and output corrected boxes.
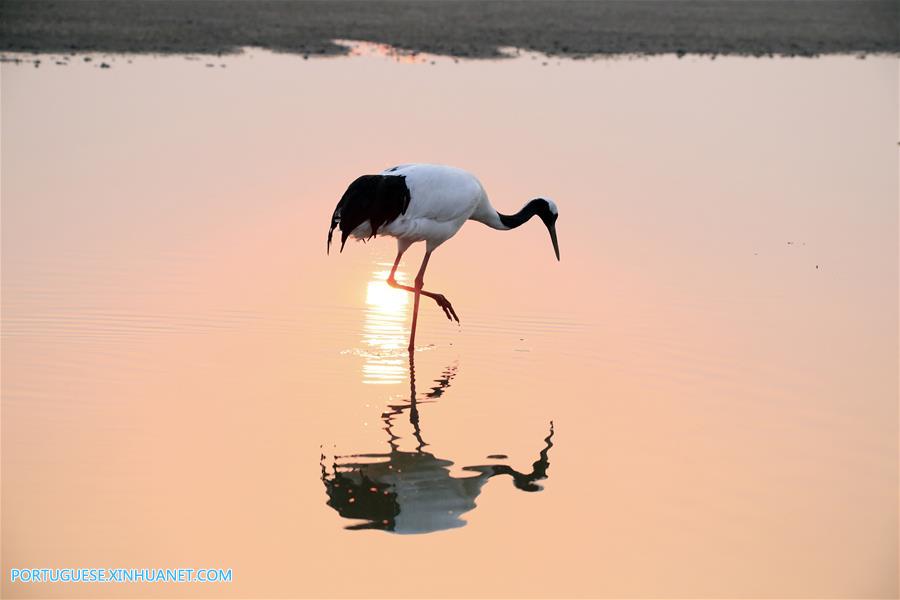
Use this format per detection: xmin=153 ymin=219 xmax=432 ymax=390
xmin=320 ymin=354 xmax=554 ymax=534
xmin=327 ymin=164 xmax=561 ymax=350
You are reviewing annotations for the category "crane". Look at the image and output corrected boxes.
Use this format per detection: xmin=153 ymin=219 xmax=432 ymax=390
xmin=328 ymin=163 xmax=559 ymax=351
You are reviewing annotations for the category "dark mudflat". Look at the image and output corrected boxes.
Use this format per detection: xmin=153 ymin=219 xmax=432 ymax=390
xmin=1 ymin=0 xmax=897 ymax=58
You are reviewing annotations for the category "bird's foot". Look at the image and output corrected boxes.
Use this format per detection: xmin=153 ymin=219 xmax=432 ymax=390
xmin=432 ymin=294 xmax=459 ymax=323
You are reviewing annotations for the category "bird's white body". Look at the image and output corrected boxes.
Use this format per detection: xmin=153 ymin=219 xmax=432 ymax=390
xmin=347 ymin=164 xmax=502 ymax=252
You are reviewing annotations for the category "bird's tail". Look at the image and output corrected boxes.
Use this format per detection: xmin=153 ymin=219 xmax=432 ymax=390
xmin=327 ymin=206 xmax=340 ymax=255
xmin=327 ymin=173 xmax=410 ymax=255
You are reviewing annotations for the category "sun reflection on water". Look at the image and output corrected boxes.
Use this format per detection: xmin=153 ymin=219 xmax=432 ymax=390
xmin=362 ymin=268 xmax=409 ymax=384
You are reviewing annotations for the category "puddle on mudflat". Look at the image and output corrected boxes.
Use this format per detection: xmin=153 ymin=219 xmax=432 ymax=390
xmin=1 ymin=47 xmax=896 ymax=598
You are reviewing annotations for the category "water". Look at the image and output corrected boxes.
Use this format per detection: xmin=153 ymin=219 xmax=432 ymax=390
xmin=2 ymin=47 xmax=897 ymax=597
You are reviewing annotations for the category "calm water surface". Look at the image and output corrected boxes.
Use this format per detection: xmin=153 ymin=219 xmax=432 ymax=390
xmin=2 ymin=47 xmax=897 ymax=597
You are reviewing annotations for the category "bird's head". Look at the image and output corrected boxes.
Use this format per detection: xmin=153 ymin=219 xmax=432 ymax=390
xmin=534 ymin=198 xmax=560 ymax=261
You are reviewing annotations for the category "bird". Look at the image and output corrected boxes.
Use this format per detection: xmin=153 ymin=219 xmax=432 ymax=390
xmin=327 ymin=163 xmax=560 ymax=351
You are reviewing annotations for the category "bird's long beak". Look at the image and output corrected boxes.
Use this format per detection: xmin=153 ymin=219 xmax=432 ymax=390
xmin=547 ymin=223 xmax=560 ymax=261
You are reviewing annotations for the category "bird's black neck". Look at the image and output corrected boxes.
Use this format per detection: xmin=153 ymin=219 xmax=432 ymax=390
xmin=498 ymin=199 xmax=545 ymax=230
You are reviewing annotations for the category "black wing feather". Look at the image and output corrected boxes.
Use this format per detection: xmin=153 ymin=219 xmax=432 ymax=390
xmin=328 ymin=175 xmax=411 ymax=254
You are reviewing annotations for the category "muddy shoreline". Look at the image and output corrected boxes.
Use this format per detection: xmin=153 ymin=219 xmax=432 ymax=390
xmin=2 ymin=0 xmax=898 ymax=59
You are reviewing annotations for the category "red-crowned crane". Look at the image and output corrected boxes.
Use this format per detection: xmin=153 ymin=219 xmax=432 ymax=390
xmin=328 ymin=163 xmax=559 ymax=351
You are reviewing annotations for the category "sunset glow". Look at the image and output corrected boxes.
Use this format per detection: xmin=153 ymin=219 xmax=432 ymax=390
xmin=1 ymin=31 xmax=895 ymax=598
xmin=362 ymin=270 xmax=410 ymax=384
xmin=365 ymin=273 xmax=408 ymax=312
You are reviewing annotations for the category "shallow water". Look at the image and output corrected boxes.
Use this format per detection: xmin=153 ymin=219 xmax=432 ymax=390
xmin=1 ymin=48 xmax=897 ymax=597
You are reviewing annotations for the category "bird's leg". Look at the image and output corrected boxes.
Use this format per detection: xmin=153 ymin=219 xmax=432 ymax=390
xmin=407 ymin=250 xmax=431 ymax=352
xmin=413 ymin=250 xmax=430 ymax=290
xmin=387 ymin=249 xmax=405 ymax=286
xmin=386 ymin=251 xmax=460 ymax=324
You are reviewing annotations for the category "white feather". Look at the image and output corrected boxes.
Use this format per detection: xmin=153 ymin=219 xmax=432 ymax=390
xmin=351 ymin=164 xmax=490 ymax=251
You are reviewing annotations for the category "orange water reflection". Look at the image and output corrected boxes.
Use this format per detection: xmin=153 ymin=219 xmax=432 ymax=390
xmin=1 ymin=48 xmax=896 ymax=598
xmin=335 ymin=39 xmax=439 ymax=64
xmin=361 ymin=267 xmax=409 ymax=384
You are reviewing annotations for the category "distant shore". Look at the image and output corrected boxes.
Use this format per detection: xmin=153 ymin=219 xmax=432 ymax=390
xmin=1 ymin=0 xmax=898 ymax=59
